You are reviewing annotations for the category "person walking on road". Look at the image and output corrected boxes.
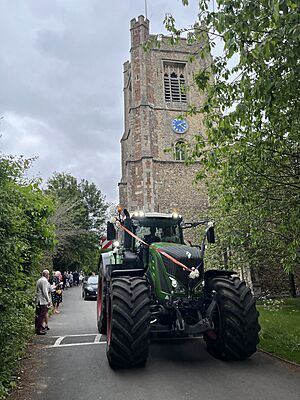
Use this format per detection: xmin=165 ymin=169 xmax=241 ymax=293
xmin=35 ymin=269 xmax=51 ymax=335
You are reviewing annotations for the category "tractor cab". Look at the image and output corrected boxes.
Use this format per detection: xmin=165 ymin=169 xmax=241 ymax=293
xmin=130 ymin=212 xmax=183 ymax=246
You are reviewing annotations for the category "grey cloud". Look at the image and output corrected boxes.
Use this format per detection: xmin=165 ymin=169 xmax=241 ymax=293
xmin=0 ymin=0 xmax=199 ymax=202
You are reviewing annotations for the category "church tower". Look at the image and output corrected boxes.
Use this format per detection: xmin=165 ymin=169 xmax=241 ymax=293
xmin=119 ymin=16 xmax=209 ymax=220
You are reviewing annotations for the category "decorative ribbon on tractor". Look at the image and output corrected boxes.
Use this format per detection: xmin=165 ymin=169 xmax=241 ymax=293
xmin=118 ymin=222 xmax=200 ymax=279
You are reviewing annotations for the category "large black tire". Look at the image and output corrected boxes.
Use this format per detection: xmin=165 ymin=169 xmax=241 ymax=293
xmin=97 ymin=276 xmax=107 ymax=334
xmin=204 ymin=275 xmax=260 ymax=360
xmin=106 ymin=276 xmax=151 ymax=368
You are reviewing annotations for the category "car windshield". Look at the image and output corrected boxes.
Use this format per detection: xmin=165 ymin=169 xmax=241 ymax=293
xmin=132 ymin=217 xmax=182 ymax=246
xmin=87 ymin=276 xmax=98 ymax=284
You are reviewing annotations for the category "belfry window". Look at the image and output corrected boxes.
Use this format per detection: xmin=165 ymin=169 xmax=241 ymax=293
xmin=164 ymin=63 xmax=187 ymax=103
xmin=174 ymin=140 xmax=186 ymax=161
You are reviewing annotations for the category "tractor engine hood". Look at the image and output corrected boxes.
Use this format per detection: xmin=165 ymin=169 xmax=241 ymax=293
xmin=151 ymin=243 xmax=203 ymax=287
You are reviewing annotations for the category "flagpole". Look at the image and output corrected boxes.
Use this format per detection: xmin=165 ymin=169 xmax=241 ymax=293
xmin=145 ymin=0 xmax=148 ymax=19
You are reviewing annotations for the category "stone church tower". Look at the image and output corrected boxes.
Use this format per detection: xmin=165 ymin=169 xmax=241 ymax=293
xmin=118 ymin=16 xmax=300 ymax=296
xmin=119 ymin=16 xmax=210 ymax=220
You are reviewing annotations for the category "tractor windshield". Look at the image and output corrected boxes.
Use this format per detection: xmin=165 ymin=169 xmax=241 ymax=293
xmin=132 ymin=217 xmax=183 ymax=246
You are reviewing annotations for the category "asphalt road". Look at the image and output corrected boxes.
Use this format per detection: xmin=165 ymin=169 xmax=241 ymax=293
xmin=29 ymin=286 xmax=299 ymax=400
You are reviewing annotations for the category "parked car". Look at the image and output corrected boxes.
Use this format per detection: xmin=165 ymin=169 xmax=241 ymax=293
xmin=82 ymin=275 xmax=98 ymax=300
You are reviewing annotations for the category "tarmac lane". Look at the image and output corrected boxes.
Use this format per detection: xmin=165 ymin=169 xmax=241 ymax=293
xmin=17 ymin=286 xmax=300 ymax=400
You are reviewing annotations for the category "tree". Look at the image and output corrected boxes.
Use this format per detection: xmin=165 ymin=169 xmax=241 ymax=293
xmin=165 ymin=1 xmax=300 ymax=274
xmin=46 ymin=173 xmax=108 ymax=272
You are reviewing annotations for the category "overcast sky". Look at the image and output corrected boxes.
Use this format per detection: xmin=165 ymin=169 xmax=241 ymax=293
xmin=0 ymin=0 xmax=200 ymax=203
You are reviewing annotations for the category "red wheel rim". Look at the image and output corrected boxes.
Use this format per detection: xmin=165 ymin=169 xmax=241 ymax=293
xmin=97 ymin=277 xmax=103 ymax=319
xmin=107 ymin=295 xmax=112 ymax=347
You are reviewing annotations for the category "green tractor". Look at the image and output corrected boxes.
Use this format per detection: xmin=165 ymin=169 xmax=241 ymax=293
xmin=97 ymin=210 xmax=260 ymax=368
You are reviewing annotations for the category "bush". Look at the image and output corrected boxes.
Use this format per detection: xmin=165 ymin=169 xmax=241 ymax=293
xmin=0 ymin=156 xmax=55 ymax=398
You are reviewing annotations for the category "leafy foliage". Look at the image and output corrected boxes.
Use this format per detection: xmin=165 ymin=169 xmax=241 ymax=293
xmin=0 ymin=166 xmax=108 ymax=397
xmin=0 ymin=156 xmax=55 ymax=398
xmin=46 ymin=172 xmax=108 ymax=273
xmin=168 ymin=1 xmax=300 ymax=275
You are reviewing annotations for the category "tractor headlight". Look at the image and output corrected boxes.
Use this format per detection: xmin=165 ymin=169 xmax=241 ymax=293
xmin=133 ymin=210 xmax=145 ymax=217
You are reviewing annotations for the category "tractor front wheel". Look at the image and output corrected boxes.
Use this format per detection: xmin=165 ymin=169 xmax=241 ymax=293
xmin=204 ymin=275 xmax=260 ymax=360
xmin=106 ymin=276 xmax=150 ymax=368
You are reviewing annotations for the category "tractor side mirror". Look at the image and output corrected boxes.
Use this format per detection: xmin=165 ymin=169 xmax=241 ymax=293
xmin=123 ymin=218 xmax=133 ymax=249
xmin=107 ymin=222 xmax=116 ymax=240
xmin=207 ymin=226 xmax=215 ymax=244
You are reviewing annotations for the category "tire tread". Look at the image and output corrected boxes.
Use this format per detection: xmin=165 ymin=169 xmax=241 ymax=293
xmin=107 ymin=276 xmax=150 ymax=368
xmin=204 ymin=275 xmax=260 ymax=360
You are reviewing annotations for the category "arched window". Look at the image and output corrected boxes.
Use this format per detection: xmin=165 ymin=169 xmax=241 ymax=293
xmin=174 ymin=140 xmax=186 ymax=161
xmin=164 ymin=63 xmax=187 ymax=103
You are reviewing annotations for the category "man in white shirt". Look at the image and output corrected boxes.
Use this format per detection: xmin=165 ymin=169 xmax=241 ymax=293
xmin=35 ymin=269 xmax=51 ymax=335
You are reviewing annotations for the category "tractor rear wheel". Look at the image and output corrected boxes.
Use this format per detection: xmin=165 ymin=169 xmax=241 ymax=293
xmin=106 ymin=276 xmax=150 ymax=368
xmin=204 ymin=275 xmax=260 ymax=360
xmin=97 ymin=276 xmax=106 ymax=334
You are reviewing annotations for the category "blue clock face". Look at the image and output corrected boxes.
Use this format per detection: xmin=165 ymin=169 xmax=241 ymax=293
xmin=171 ymin=118 xmax=189 ymax=134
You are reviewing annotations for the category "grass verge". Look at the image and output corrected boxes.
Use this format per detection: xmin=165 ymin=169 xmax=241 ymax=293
xmin=257 ymin=297 xmax=300 ymax=365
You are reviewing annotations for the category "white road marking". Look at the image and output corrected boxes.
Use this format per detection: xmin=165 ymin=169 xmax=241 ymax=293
xmin=52 ymin=336 xmax=65 ymax=347
xmin=94 ymin=334 xmax=101 ymax=343
xmin=47 ymin=341 xmax=106 ymax=348
xmin=47 ymin=333 xmax=106 ymax=348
